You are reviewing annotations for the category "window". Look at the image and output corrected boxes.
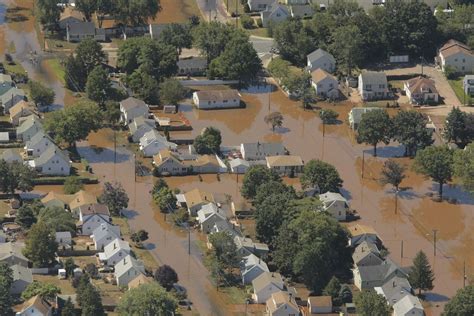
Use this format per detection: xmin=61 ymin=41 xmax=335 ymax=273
xmin=462 ymin=59 xmax=465 ymax=63
xmin=366 ymin=84 xmax=371 ymax=90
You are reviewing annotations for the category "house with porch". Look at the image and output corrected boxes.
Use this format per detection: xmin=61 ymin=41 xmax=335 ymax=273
xmin=404 ymin=76 xmax=439 ymax=105
xmin=358 ymin=72 xmax=390 ymax=101
xmin=311 ymin=68 xmax=339 ymax=99
xmin=266 ymin=155 xmax=304 ymax=175
xmin=307 ymin=48 xmax=336 ymax=73
xmin=319 ymin=191 xmax=348 ymax=221
xmin=120 ymin=97 xmax=149 ymax=125
xmin=28 ymin=146 xmax=71 ymax=176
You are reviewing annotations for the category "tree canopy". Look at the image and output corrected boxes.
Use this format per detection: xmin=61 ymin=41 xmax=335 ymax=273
xmin=380 ymin=159 xmax=406 ymax=192
xmin=453 ymin=143 xmax=474 ymax=192
xmin=86 ymin=66 xmax=111 ymax=105
xmin=192 ymin=21 xmax=234 ymax=63
xmin=193 ymin=127 xmax=222 ymax=155
xmin=408 ymin=250 xmax=435 ymax=295
xmin=63 ymin=176 xmax=84 ymax=194
xmin=354 ymin=290 xmax=391 ymax=316
xmin=0 ymin=160 xmax=36 ymax=196
xmin=98 ymin=182 xmax=129 ymax=216
xmin=21 ymin=281 xmax=61 ymax=300
xmin=160 ymin=23 xmax=193 ymax=54
xmin=28 ymin=81 xmax=55 ymax=107
xmin=0 ymin=263 xmax=13 ymax=316
xmin=241 ymin=165 xmax=281 ymax=200
xmin=154 ymin=265 xmax=178 ymax=291
xmin=117 ymin=283 xmax=177 ymax=316
xmin=23 ymin=222 xmax=58 ymax=268
xmin=444 ymin=107 xmax=474 ymax=148
xmin=300 ymin=159 xmax=343 ymax=193
xmin=159 ymin=78 xmax=187 ymax=106
xmin=357 ymin=109 xmax=392 ymax=156
xmin=392 ymin=110 xmax=434 ymax=157
xmin=443 ymin=285 xmax=474 ymax=316
xmin=264 ymin=112 xmax=284 ymax=132
xmin=38 ymin=206 xmax=76 ymax=235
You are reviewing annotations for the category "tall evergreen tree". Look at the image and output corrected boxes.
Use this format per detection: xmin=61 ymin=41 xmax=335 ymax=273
xmin=409 ymin=250 xmax=435 ymax=296
xmin=0 ymin=263 xmax=13 ymax=316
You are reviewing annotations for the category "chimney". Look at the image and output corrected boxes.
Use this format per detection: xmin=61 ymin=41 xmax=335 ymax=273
xmin=393 ymin=281 xmax=395 ymax=287
xmin=123 ymin=258 xmax=126 ymax=264
xmin=114 ymin=243 xmax=116 ymax=250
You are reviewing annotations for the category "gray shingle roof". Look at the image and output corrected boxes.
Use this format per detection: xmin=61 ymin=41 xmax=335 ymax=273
xmin=25 ymin=131 xmax=53 ymax=148
xmin=1 ymin=149 xmax=22 ymax=163
xmin=114 ymin=255 xmax=145 ymax=279
xmin=307 ymin=48 xmax=335 ymax=64
xmin=16 ymin=116 xmax=42 ymax=135
xmin=34 ymin=146 xmax=70 ymax=167
xmin=12 ymin=264 xmax=33 ymax=283
xmin=241 ymin=142 xmax=285 ymax=158
xmin=359 ymin=71 xmax=388 ymax=85
xmin=0 ymin=242 xmax=27 ymax=263
xmin=177 ymin=57 xmax=207 ymax=70
xmin=121 ymin=97 xmax=147 ymax=111
xmin=68 ymin=21 xmax=95 ymax=36
xmin=377 ymin=275 xmax=412 ymax=305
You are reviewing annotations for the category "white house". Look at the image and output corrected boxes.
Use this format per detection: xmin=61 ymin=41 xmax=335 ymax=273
xmin=129 ymin=117 xmax=155 ymax=143
xmin=28 ymin=146 xmax=71 ymax=176
xmin=266 ymin=155 xmax=304 ymax=176
xmin=16 ymin=115 xmax=43 ymax=141
xmin=311 ymin=68 xmax=339 ymax=99
xmin=252 ymin=272 xmax=285 ymax=303
xmin=9 ymin=101 xmax=33 ymax=126
xmin=234 ymin=236 xmax=269 ymax=258
xmin=260 ymin=3 xmax=290 ymax=27
xmin=307 ymin=48 xmax=336 ymax=73
xmin=247 ymin=0 xmax=275 ymax=11
xmin=393 ymin=295 xmax=424 ymax=316
xmin=229 ymin=158 xmax=250 ymax=174
xmin=438 ymin=39 xmax=474 ymax=74
xmin=319 ymin=191 xmax=348 ymax=221
xmin=1 ymin=87 xmax=25 ymax=114
xmin=241 ymin=253 xmax=269 ymax=285
xmin=192 ymin=90 xmax=241 ymax=109
xmin=91 ymin=223 xmax=121 ymax=250
xmin=348 ymin=107 xmax=381 ymax=130
xmin=139 ymin=129 xmax=177 ymax=157
xmin=15 ymin=295 xmax=52 ymax=316
xmin=352 ymin=241 xmax=383 ymax=267
xmin=358 ymin=72 xmax=390 ymax=101
xmin=308 ymin=296 xmax=332 ymax=314
xmin=241 ymin=142 xmax=285 ymax=161
xmin=114 ymin=255 xmax=146 ymax=287
xmin=374 ymin=275 xmax=412 ymax=306
xmin=404 ymin=76 xmax=439 ymax=105
xmin=197 ymin=203 xmax=226 ymax=234
xmin=353 ymin=259 xmax=407 ymax=291
xmin=266 ymin=291 xmax=300 ymax=316
xmin=10 ymin=264 xmax=32 ymax=294
xmin=99 ymin=238 xmax=130 ymax=266
xmin=120 ymin=97 xmax=149 ymax=125
xmin=347 ymin=224 xmax=380 ymax=247
xmin=78 ymin=203 xmax=111 ymax=236
xmin=55 ymin=231 xmax=72 ymax=248
xmin=152 ymin=149 xmax=189 ymax=176
xmin=66 ymin=22 xmax=106 ymax=42
xmin=463 ymin=75 xmax=474 ymax=96
xmin=24 ymin=132 xmax=55 ymax=158
xmin=176 ymin=188 xmax=215 ymax=216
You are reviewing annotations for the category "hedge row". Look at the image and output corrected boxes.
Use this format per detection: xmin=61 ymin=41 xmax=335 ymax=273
xmin=33 ymin=177 xmax=99 ymax=185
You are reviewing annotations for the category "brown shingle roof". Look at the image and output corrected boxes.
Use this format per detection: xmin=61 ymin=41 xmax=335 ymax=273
xmin=60 ymin=7 xmax=85 ymax=21
xmin=127 ymin=274 xmax=152 ymax=289
xmin=439 ymin=39 xmax=473 ymax=58
xmin=19 ymin=295 xmax=51 ymax=315
xmin=405 ymin=76 xmax=438 ymax=95
xmin=308 ymin=295 xmax=332 ymax=307
xmin=78 ymin=203 xmax=110 ymax=217
xmin=311 ymin=68 xmax=336 ymax=83
xmin=184 ymin=188 xmax=215 ymax=207
xmin=195 ymin=89 xmax=240 ymax=102
xmin=266 ymin=155 xmax=304 ymax=167
xmin=347 ymin=224 xmax=377 ymax=237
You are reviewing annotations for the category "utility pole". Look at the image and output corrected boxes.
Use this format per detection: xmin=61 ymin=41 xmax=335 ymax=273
xmin=463 ymin=260 xmax=466 ymax=288
xmin=432 ymin=229 xmax=438 ymax=257
xmin=394 ymin=191 xmax=398 ymax=214
xmin=401 ymin=240 xmax=404 ymax=259
xmin=188 ymin=228 xmax=191 ymax=255
xmin=235 ymin=0 xmax=238 ymax=28
xmin=361 ymin=151 xmax=365 ymax=179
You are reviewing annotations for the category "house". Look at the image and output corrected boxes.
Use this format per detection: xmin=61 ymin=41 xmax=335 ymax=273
xmin=1 ymin=149 xmax=22 ymax=163
xmin=128 ymin=273 xmax=153 ymax=289
xmin=289 ymin=4 xmax=314 ymax=18
xmin=9 ymin=101 xmax=33 ymax=126
xmin=347 ymin=224 xmax=380 ymax=247
xmin=0 ymin=74 xmax=13 ymax=85
xmin=28 ymin=146 xmax=71 ymax=176
xmin=241 ymin=253 xmax=269 ymax=285
xmin=59 ymin=6 xmax=85 ymax=29
xmin=319 ymin=192 xmax=348 ymax=221
xmin=148 ymin=23 xmax=168 ymax=39
xmin=266 ymin=155 xmax=304 ymax=176
xmin=183 ymin=154 xmax=227 ymax=174
xmin=139 ymin=129 xmax=177 ymax=157
xmin=99 ymin=238 xmax=130 ymax=266
xmin=358 ymin=72 xmax=390 ymax=101
xmin=40 ymin=190 xmax=96 ymax=211
xmin=241 ymin=142 xmax=285 ymax=161
xmin=375 ymin=275 xmax=412 ymax=306
xmin=393 ymin=294 xmax=424 ymax=316
xmin=307 ymin=48 xmax=336 ymax=73
xmin=247 ymin=0 xmax=275 ymax=11
xmin=192 ymin=90 xmax=241 ymax=109
xmin=311 ymin=68 xmax=339 ymax=99
xmin=464 ymin=75 xmax=474 ymax=96
xmin=16 ymin=115 xmax=43 ymax=141
xmin=91 ymin=223 xmax=121 ymax=250
xmin=234 ymin=236 xmax=269 ymax=258
xmin=176 ymin=188 xmax=215 ymax=216
xmin=260 ymin=3 xmax=290 ymax=28
xmin=353 ymin=259 xmax=408 ymax=290
xmin=152 ymin=149 xmax=189 ymax=176
xmin=280 ymin=0 xmax=308 ymax=4
xmin=266 ymin=291 xmax=300 ymax=316
xmin=404 ymin=76 xmax=439 ymax=105
xmin=308 ymin=296 xmax=332 ymax=314
xmin=55 ymin=231 xmax=72 ymax=247
xmin=252 ymin=272 xmax=285 ymax=303
xmin=348 ymin=107 xmax=381 ymax=130
xmin=114 ymin=255 xmax=146 ymax=286
xmin=24 ymin=132 xmax=55 ymax=158
xmin=10 ymin=264 xmax=32 ymax=294
xmin=1 ymin=87 xmax=26 ymax=113
xmin=120 ymin=97 xmax=149 ymax=125
xmin=210 ymin=220 xmax=242 ymax=238
xmin=78 ymin=203 xmax=111 ymax=236
xmin=129 ymin=116 xmax=155 ymax=143
xmin=229 ymin=158 xmax=250 ymax=174
xmin=177 ymin=57 xmax=207 ymax=76
xmin=352 ymin=241 xmax=383 ymax=267
xmin=0 ymin=242 xmax=28 ymax=267
xmin=197 ymin=203 xmax=226 ymax=234
xmin=15 ymin=295 xmax=52 ymax=316
xmin=66 ymin=22 xmax=106 ymax=42
xmin=438 ymin=39 xmax=474 ymax=74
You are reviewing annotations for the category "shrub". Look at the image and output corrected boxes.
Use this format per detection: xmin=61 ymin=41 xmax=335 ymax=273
xmin=256 ymin=18 xmax=263 ymax=28
xmin=240 ymin=14 xmax=254 ymax=29
xmin=444 ymin=65 xmax=458 ymax=80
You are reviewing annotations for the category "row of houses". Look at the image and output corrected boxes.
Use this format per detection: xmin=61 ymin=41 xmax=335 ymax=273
xmin=0 ymin=74 xmax=26 ymax=116
xmin=348 ymin=224 xmax=425 ymax=316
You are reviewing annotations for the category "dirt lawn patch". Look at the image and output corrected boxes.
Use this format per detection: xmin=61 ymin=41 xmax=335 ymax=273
xmin=153 ymin=0 xmax=202 ymax=24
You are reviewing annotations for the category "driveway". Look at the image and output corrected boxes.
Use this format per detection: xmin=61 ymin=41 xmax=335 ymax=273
xmin=195 ymin=0 xmax=231 ymax=23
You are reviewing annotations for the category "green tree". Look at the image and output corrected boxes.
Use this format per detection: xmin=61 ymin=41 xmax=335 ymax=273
xmin=104 ymin=101 xmax=121 ymax=125
xmin=323 ymin=276 xmax=341 ymax=304
xmin=443 ymin=285 xmax=474 ymax=316
xmin=193 ymin=127 xmax=222 ymax=155
xmin=75 ymin=0 xmax=96 ymax=21
xmin=300 ymin=159 xmax=343 ymax=193
xmin=354 ymin=290 xmax=390 ymax=316
xmin=126 ymin=69 xmax=160 ymax=104
xmin=330 ymin=24 xmax=363 ymax=75
xmin=38 ymin=206 xmax=76 ymax=234
xmin=28 ymin=81 xmax=55 ymax=107
xmin=253 ymin=181 xmax=295 ymax=208
xmin=15 ymin=204 xmax=37 ymax=228
xmin=453 ymin=143 xmax=474 ymax=192
xmin=64 ymin=258 xmax=75 ymax=278
xmin=273 ymin=19 xmax=314 ymax=66
xmin=267 ymin=58 xmax=292 ymax=83
xmin=413 ymin=146 xmax=454 ymax=199
xmin=380 ymin=159 xmax=406 ymax=192
xmin=153 ymin=187 xmax=177 ymax=212
xmin=98 ymin=182 xmax=129 ymax=216
xmin=130 ymin=230 xmax=149 ymax=243
xmin=356 ymin=109 xmax=392 ymax=157
xmin=117 ymin=283 xmax=177 ymax=316
xmin=64 ymin=176 xmax=84 ymax=194
xmin=78 ymin=282 xmax=105 ymax=316
xmin=444 ymin=107 xmax=474 ymax=148
xmin=160 ymin=23 xmax=193 ymax=54
xmin=86 ymin=66 xmax=111 ymax=105
xmin=392 ymin=110 xmax=434 ymax=157
xmin=154 ymin=265 xmax=178 ymax=291
xmin=21 ymin=281 xmax=61 ymax=300
xmin=113 ymin=0 xmax=160 ymax=26
xmin=76 ymin=38 xmax=106 ymax=76
xmin=61 ymin=297 xmax=76 ymax=316
xmin=37 ymin=0 xmax=62 ymax=31
xmin=264 ymin=111 xmax=283 ymax=132
xmin=409 ymin=250 xmax=435 ymax=296
xmin=159 ymin=78 xmax=187 ymax=105
xmin=192 ymin=21 xmax=234 ymax=63
xmin=0 ymin=161 xmax=36 ymax=196
xmin=339 ymin=284 xmax=353 ymax=304
xmin=241 ymin=165 xmax=281 ymax=200
xmin=44 ymin=100 xmax=103 ymax=147
xmin=65 ymin=54 xmax=87 ymax=91
xmin=208 ymin=232 xmax=241 ymax=273
xmin=0 ymin=263 xmax=13 ymax=316
xmin=319 ymin=109 xmax=339 ymax=124
xmin=23 ymin=222 xmax=58 ymax=267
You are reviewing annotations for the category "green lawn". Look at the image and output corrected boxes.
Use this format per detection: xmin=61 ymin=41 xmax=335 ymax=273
xmin=219 ymin=286 xmax=251 ymax=304
xmin=4 ymin=61 xmax=26 ymax=76
xmin=247 ymin=27 xmax=270 ymax=38
xmin=223 ymin=0 xmax=245 ymax=15
xmin=448 ymin=77 xmax=473 ymax=106
xmin=43 ymin=58 xmax=66 ymax=85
